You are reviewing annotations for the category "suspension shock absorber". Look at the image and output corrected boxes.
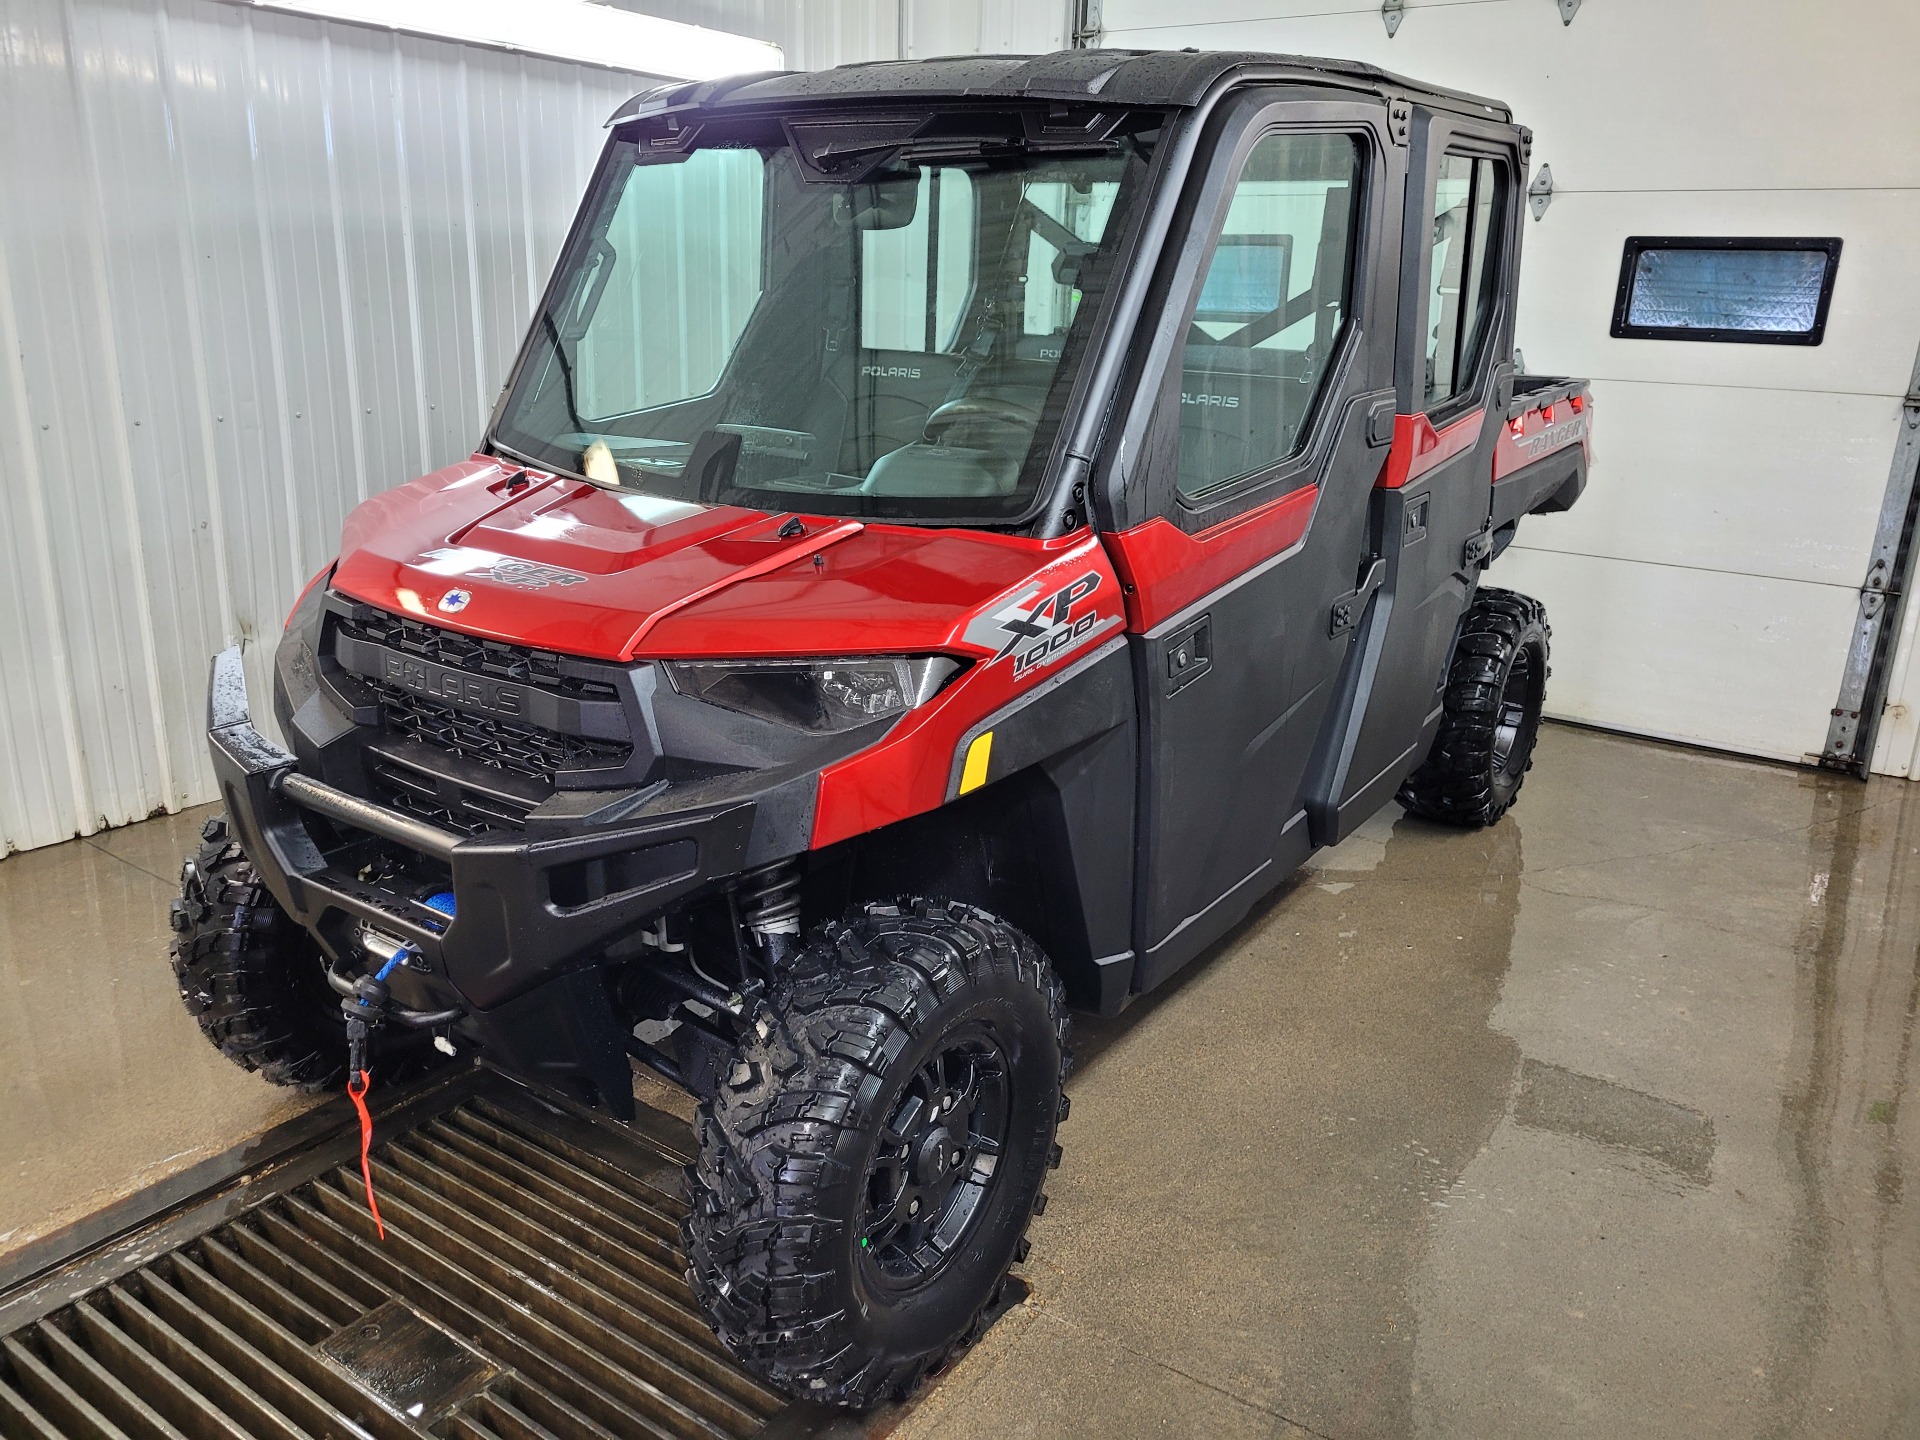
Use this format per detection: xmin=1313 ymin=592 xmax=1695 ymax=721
xmin=738 ymin=857 xmax=802 ymax=971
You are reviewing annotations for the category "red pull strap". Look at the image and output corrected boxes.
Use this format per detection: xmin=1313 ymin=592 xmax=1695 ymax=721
xmin=345 ymin=1069 xmax=386 ymax=1240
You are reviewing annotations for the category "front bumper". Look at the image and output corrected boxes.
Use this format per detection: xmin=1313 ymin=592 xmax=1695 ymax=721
xmin=207 ymin=646 xmax=755 ymax=1014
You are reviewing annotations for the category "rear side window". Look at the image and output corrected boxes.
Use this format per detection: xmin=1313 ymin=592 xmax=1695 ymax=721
xmin=1176 ymin=132 xmax=1364 ymax=500
xmin=1423 ymin=154 xmax=1504 ymax=409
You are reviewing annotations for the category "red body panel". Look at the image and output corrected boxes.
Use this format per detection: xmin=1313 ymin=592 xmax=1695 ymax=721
xmin=1377 ymin=408 xmax=1484 ymax=490
xmin=810 ymin=536 xmax=1125 ymax=847
xmin=328 ymin=458 xmax=1128 ymax=851
xmin=1101 ymin=484 xmax=1317 ymax=633
xmin=1492 ymin=391 xmax=1591 ymax=482
xmin=332 ymin=458 xmax=1089 ymax=663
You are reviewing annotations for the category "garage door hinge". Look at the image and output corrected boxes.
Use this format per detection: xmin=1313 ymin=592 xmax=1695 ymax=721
xmin=1528 ymin=164 xmax=1554 ymax=221
xmin=1557 ymin=0 xmax=1581 ymax=25
xmin=1382 ymin=0 xmax=1403 ymax=37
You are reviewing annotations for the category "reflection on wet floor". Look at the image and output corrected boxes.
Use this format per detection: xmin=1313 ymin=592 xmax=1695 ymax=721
xmin=2 ymin=724 xmax=1916 ymax=1437
xmin=0 ymin=805 xmax=313 ymax=1260
xmin=1511 ymin=1058 xmax=1716 ymax=1184
xmin=897 ymin=724 xmax=1920 ymax=1439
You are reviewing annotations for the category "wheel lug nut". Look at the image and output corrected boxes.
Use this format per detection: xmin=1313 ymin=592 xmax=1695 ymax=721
xmin=909 ymin=1198 xmax=920 ymax=1216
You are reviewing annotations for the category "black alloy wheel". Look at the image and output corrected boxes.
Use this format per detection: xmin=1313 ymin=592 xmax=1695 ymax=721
xmin=683 ymin=899 xmax=1069 ymax=1408
xmin=861 ymin=1029 xmax=1012 ymax=1289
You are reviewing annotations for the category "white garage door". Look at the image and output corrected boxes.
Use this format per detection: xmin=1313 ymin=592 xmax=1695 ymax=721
xmin=1098 ymin=0 xmax=1920 ymax=767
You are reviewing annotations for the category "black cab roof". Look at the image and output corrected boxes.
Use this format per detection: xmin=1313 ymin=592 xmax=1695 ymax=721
xmin=610 ymin=49 xmax=1512 ymax=128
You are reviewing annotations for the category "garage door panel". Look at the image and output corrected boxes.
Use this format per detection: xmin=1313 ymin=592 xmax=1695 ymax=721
xmin=1485 ymin=547 xmax=1856 ymax=762
xmin=1099 ymin=0 xmax=1485 ymax=30
xmin=1513 ymin=381 xmax=1894 ymax=587
xmin=1516 ymin=190 xmax=1920 ymax=401
xmin=1102 ymin=0 xmax=1920 ymax=193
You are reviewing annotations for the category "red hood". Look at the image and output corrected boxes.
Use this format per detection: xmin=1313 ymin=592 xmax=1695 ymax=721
xmin=329 ymin=458 xmax=1085 ymax=661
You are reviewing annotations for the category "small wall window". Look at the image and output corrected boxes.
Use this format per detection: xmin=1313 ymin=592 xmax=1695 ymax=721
xmin=1610 ymin=237 xmax=1841 ymax=345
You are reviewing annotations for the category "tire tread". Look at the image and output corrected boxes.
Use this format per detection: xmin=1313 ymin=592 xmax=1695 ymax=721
xmin=681 ymin=899 xmax=1069 ymax=1408
xmin=1397 ymin=586 xmax=1551 ymax=827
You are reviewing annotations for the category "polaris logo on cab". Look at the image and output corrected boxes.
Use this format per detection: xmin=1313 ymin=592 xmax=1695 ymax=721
xmin=861 ymin=364 xmax=922 ymax=379
xmin=1181 ymin=391 xmax=1240 ymax=408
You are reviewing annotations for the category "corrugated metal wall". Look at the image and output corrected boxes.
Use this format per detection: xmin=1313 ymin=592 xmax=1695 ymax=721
xmin=0 ymin=0 xmax=661 ymax=853
xmin=0 ymin=0 xmax=1069 ymax=855
xmin=602 ymin=0 xmax=1066 ymax=70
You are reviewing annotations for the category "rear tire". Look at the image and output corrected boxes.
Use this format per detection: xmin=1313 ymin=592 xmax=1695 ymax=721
xmin=1397 ymin=587 xmax=1550 ymax=827
xmin=169 ymin=814 xmax=347 ymax=1090
xmin=682 ymin=900 xmax=1069 ymax=1408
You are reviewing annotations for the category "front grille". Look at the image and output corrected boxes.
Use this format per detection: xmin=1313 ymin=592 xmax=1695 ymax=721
xmin=0 ymin=1075 xmax=792 ymax=1439
xmin=374 ymin=687 xmax=632 ymax=788
xmin=335 ymin=608 xmax=620 ymax=702
xmin=368 ymin=759 xmax=537 ymax=839
xmin=329 ymin=601 xmax=637 ymax=827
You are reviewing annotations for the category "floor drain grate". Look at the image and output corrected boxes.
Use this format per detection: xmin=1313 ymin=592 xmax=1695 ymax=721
xmin=0 ymin=1068 xmax=816 ymax=1439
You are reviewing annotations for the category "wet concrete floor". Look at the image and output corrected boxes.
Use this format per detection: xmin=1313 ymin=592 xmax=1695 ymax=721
xmin=3 ymin=723 xmax=1917 ymax=1436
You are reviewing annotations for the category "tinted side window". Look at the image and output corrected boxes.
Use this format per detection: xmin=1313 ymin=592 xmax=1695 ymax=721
xmin=1423 ymin=154 xmax=1503 ymax=408
xmin=1177 ymin=132 xmax=1363 ymax=501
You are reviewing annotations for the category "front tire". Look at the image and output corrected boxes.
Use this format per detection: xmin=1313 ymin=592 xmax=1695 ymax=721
xmin=1397 ymin=586 xmax=1551 ymax=827
xmin=682 ymin=900 xmax=1069 ymax=1408
xmin=169 ymin=815 xmax=347 ymax=1090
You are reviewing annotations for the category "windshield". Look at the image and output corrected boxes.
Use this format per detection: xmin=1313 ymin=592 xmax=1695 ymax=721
xmin=490 ymin=108 xmax=1161 ymax=523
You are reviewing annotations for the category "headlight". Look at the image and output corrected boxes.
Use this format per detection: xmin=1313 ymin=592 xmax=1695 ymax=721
xmin=663 ymin=656 xmax=961 ymax=733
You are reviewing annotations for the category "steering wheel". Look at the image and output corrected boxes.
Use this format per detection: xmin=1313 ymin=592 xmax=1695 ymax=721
xmin=923 ymin=396 xmax=1041 ymax=440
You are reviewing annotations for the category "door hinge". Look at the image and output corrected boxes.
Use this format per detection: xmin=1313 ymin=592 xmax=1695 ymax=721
xmin=1330 ymin=559 xmax=1386 ymax=638
xmin=1557 ymin=0 xmax=1581 ymax=24
xmin=1463 ymin=522 xmax=1494 ymax=569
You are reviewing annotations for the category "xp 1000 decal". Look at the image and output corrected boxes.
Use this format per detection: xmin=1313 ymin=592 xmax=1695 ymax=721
xmin=964 ymin=569 xmax=1122 ymax=681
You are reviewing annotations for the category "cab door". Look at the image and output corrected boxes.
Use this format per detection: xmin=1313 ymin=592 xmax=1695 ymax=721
xmin=1313 ymin=109 xmax=1525 ymax=838
xmin=1098 ymin=88 xmax=1404 ymax=992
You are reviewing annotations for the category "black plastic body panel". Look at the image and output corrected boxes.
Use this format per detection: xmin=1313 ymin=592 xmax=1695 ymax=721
xmin=1306 ymin=105 xmax=1528 ymax=846
xmin=1492 ymin=443 xmax=1587 ymax=531
xmin=1087 ymin=86 xmax=1409 ymax=989
xmin=814 ymin=641 xmax=1137 ymax=1016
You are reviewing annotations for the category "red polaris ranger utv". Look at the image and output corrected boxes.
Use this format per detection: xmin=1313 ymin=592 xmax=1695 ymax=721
xmin=171 ymin=50 xmax=1590 ymax=1407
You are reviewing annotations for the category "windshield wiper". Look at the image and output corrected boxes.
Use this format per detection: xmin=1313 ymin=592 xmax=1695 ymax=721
xmin=486 ymin=435 xmax=584 ymax=482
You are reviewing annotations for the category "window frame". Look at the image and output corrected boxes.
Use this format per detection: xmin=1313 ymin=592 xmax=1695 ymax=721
xmin=1608 ymin=235 xmax=1842 ymax=346
xmin=1415 ymin=145 xmax=1512 ymax=426
xmin=1163 ymin=117 xmax=1376 ymax=520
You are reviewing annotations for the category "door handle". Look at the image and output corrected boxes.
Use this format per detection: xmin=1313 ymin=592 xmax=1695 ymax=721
xmin=1164 ymin=614 xmax=1212 ymax=695
xmin=1365 ymin=397 xmax=1397 ymax=448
